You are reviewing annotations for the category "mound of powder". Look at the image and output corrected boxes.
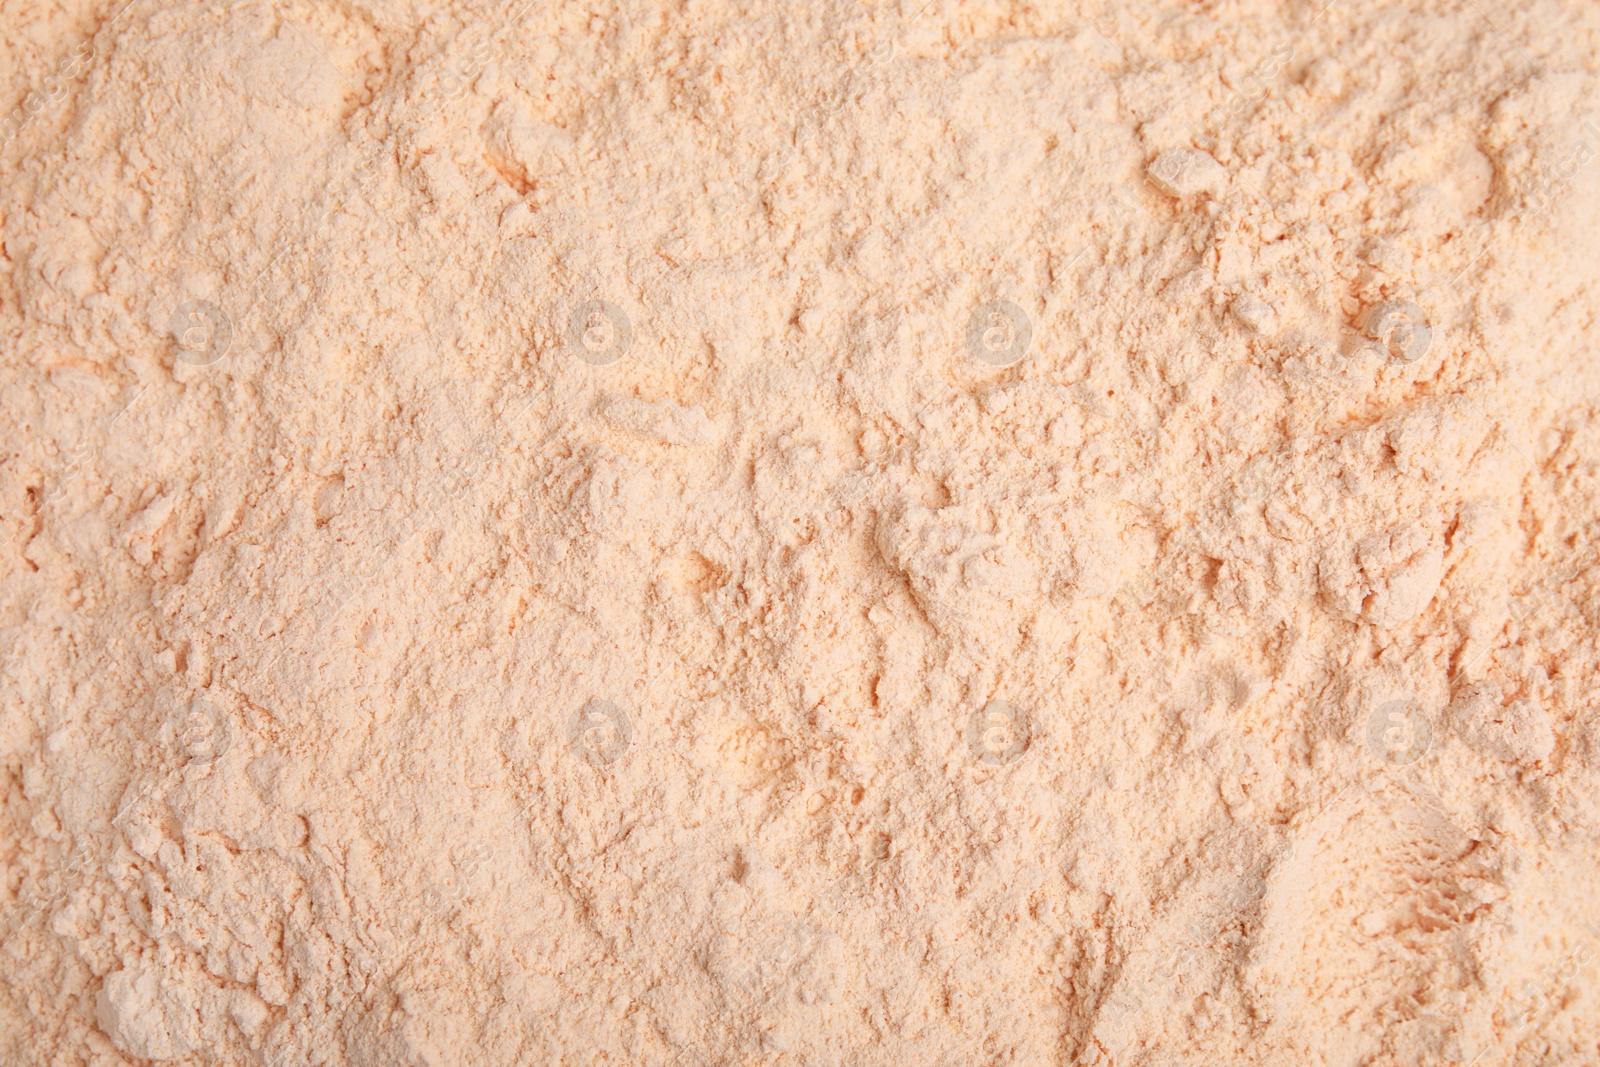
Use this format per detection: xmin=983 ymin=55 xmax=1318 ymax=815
xmin=3 ymin=1 xmax=1600 ymax=1064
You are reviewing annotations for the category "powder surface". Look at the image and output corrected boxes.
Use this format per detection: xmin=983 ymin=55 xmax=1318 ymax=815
xmin=3 ymin=1 xmax=1600 ymax=1065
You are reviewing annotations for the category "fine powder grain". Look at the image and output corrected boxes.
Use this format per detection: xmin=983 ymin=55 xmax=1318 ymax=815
xmin=3 ymin=1 xmax=1600 ymax=1065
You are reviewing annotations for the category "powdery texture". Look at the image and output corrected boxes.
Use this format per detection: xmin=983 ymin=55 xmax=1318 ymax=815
xmin=3 ymin=1 xmax=1600 ymax=1065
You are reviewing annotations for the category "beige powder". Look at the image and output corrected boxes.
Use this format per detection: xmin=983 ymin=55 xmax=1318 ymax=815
xmin=3 ymin=0 xmax=1600 ymax=1064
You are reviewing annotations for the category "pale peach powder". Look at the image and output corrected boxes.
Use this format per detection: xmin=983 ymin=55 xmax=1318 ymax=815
xmin=3 ymin=1 xmax=1600 ymax=1065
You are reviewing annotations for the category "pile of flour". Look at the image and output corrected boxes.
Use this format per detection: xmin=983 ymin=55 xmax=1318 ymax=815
xmin=3 ymin=0 xmax=1600 ymax=1063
